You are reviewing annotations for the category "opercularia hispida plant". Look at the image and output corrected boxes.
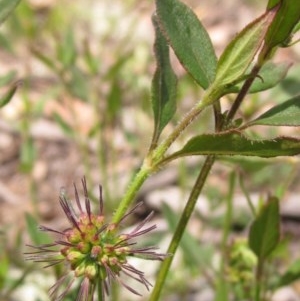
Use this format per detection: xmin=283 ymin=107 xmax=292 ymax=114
xmin=25 ymin=178 xmax=167 ymax=301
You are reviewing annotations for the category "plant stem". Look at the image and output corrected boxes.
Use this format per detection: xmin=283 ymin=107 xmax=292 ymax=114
xmin=112 ymin=164 xmax=151 ymax=223
xmin=221 ymin=172 xmax=235 ymax=251
xmin=255 ymin=259 xmax=264 ymax=301
xmin=113 ymin=91 xmax=216 ymax=223
xmin=150 ymin=58 xmax=265 ymax=300
xmin=149 ymin=155 xmax=215 ymax=301
xmin=226 ymin=65 xmax=261 ymax=122
xmin=152 ymin=90 xmax=218 ymax=164
xmin=214 ymin=172 xmax=235 ymax=301
xmin=239 ymin=174 xmax=256 ymax=216
xmin=97 ymin=280 xmax=104 ymax=301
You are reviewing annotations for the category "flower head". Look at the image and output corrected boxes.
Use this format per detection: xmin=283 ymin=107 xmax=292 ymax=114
xmin=25 ymin=178 xmax=166 ymax=301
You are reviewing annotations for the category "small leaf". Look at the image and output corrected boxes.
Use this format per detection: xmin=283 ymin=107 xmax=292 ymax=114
xmin=226 ymin=61 xmax=291 ymax=94
xmin=107 ymin=79 xmax=122 ymax=122
xmin=25 ymin=213 xmax=52 ymax=245
xmin=0 ymin=32 xmax=14 ymax=53
xmin=0 ymin=0 xmax=21 ymax=25
xmin=155 ymin=0 xmax=217 ymax=89
xmin=0 ymin=70 xmax=17 ymax=87
xmin=249 ymin=197 xmax=280 ymax=259
xmin=31 ymin=47 xmax=58 ymax=72
xmin=0 ymin=80 xmax=21 ymax=108
xmin=104 ymin=51 xmax=132 ymax=80
xmin=20 ymin=136 xmax=35 ymax=173
xmin=214 ymin=8 xmax=276 ymax=87
xmin=83 ymin=39 xmax=99 ymax=75
xmin=0 ymin=253 xmax=8 ymax=289
xmin=265 ymin=0 xmax=300 ymax=48
xmin=67 ymin=66 xmax=89 ymax=101
xmin=151 ymin=15 xmax=177 ymax=146
xmin=57 ymin=27 xmax=77 ymax=68
xmin=276 ymin=259 xmax=300 ymax=287
xmin=53 ymin=112 xmax=74 ymax=137
xmin=247 ymin=95 xmax=300 ymax=127
xmin=164 ymin=132 xmax=300 ymax=162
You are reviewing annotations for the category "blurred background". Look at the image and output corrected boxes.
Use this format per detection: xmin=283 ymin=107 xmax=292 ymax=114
xmin=1 ymin=0 xmax=300 ymax=300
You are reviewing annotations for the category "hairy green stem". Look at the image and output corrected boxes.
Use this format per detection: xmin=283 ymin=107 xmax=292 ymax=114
xmin=150 ymin=57 xmax=266 ymax=300
xmin=112 ymin=90 xmax=217 ymax=223
xmin=149 ymin=155 xmax=215 ymax=301
xmin=112 ymin=164 xmax=151 ymax=223
xmin=152 ymin=87 xmax=221 ymax=165
xmin=151 ymin=100 xmax=208 ymax=163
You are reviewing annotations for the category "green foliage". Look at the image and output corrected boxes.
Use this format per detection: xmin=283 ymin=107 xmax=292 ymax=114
xmin=53 ymin=112 xmax=74 ymax=137
xmin=0 ymin=80 xmax=21 ymax=108
xmin=151 ymin=15 xmax=177 ymax=146
xmin=25 ymin=213 xmax=52 ymax=245
xmin=249 ymin=196 xmax=280 ymax=259
xmin=265 ymin=0 xmax=300 ymax=48
xmin=57 ymin=26 xmax=77 ymax=69
xmin=0 ymin=70 xmax=17 ymax=87
xmin=0 ymin=251 xmax=9 ymax=290
xmin=19 ymin=137 xmax=35 ymax=173
xmin=275 ymin=259 xmax=300 ymax=287
xmin=155 ymin=0 xmax=217 ymax=89
xmin=214 ymin=9 xmax=276 ymax=88
xmin=246 ymin=95 xmax=300 ymax=127
xmin=227 ymin=61 xmax=291 ymax=94
xmin=165 ymin=133 xmax=300 ymax=161
xmin=0 ymin=0 xmax=21 ymax=25
xmin=0 ymin=0 xmax=299 ymax=300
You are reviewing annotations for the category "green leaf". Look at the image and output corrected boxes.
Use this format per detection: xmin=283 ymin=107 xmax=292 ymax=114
xmin=247 ymin=95 xmax=300 ymax=127
xmin=276 ymin=259 xmax=300 ymax=287
xmin=25 ymin=213 xmax=52 ymax=245
xmin=20 ymin=136 xmax=35 ymax=173
xmin=67 ymin=66 xmax=89 ymax=101
xmin=107 ymin=79 xmax=122 ymax=122
xmin=0 ymin=32 xmax=14 ymax=53
xmin=0 ymin=70 xmax=17 ymax=87
xmin=83 ymin=39 xmax=99 ymax=75
xmin=104 ymin=51 xmax=132 ymax=80
xmin=53 ymin=112 xmax=74 ymax=137
xmin=214 ymin=9 xmax=276 ymax=87
xmin=249 ymin=197 xmax=280 ymax=259
xmin=265 ymin=0 xmax=300 ymax=48
xmin=31 ymin=47 xmax=58 ymax=72
xmin=164 ymin=132 xmax=300 ymax=161
xmin=226 ymin=61 xmax=291 ymax=94
xmin=151 ymin=15 xmax=177 ymax=146
xmin=0 ymin=0 xmax=21 ymax=25
xmin=0 ymin=253 xmax=8 ymax=289
xmin=155 ymin=0 xmax=217 ymax=89
xmin=0 ymin=80 xmax=21 ymax=108
xmin=57 ymin=27 xmax=77 ymax=68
